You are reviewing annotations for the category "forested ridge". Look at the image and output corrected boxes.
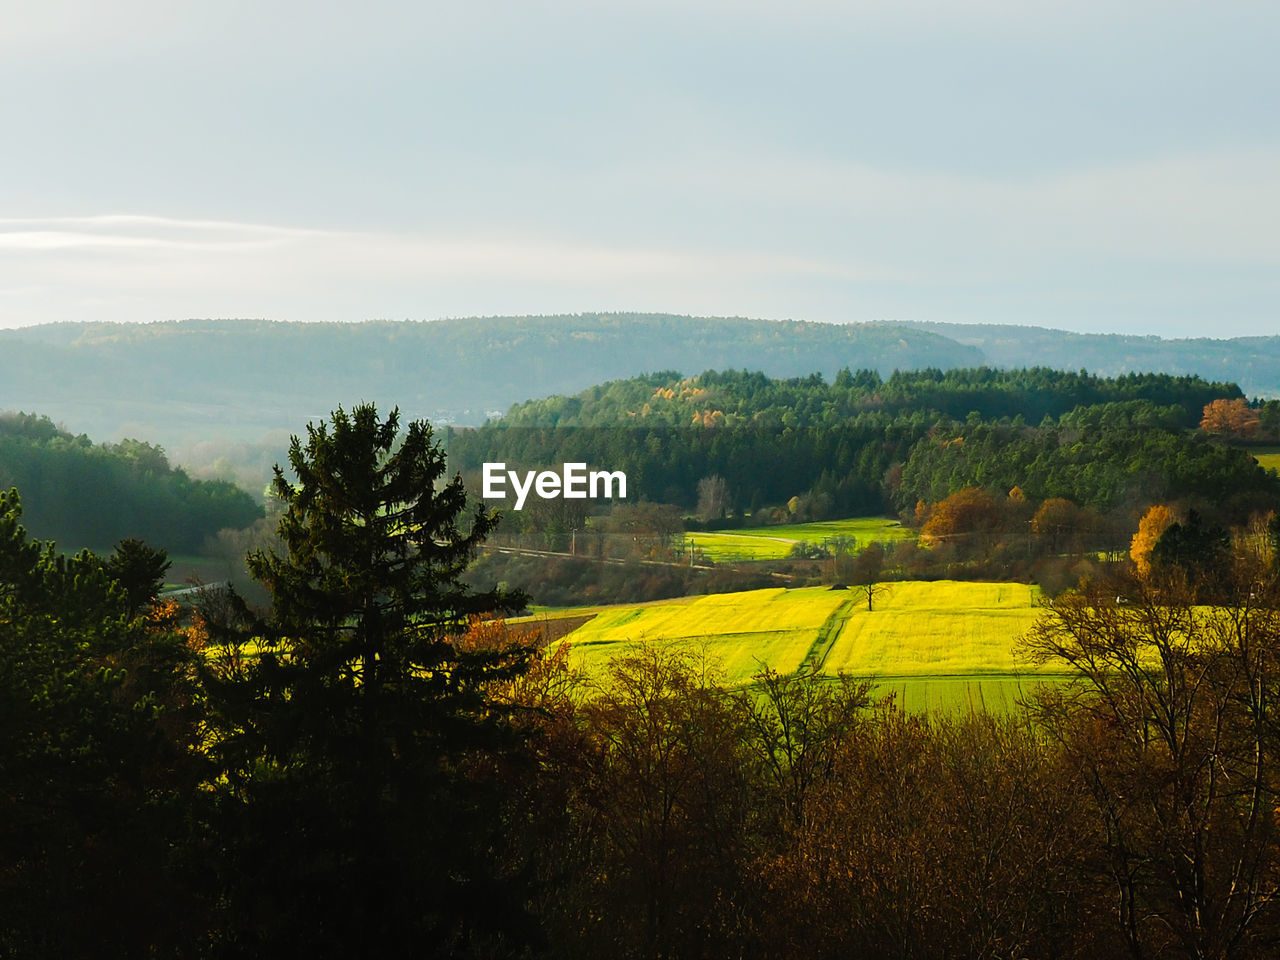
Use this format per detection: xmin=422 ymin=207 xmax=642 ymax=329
xmin=900 ymin=320 xmax=1280 ymax=396
xmin=0 ymin=315 xmax=980 ymax=451
xmin=448 ymin=367 xmax=1279 ymax=520
xmin=0 ymin=411 xmax=261 ymax=552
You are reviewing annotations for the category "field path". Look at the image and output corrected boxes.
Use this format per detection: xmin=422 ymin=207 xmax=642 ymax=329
xmin=800 ymin=593 xmax=858 ymax=671
xmin=699 ymin=532 xmax=797 ymax=545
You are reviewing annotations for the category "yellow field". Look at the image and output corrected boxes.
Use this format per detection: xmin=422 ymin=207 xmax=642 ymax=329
xmin=563 ymin=586 xmax=853 ymax=683
xmin=553 ymin=580 xmax=1064 ymax=707
xmin=1256 ymin=452 xmax=1280 ymax=473
xmin=823 ymin=581 xmax=1051 ymax=676
xmin=685 ymin=516 xmax=914 ymax=562
xmin=877 ymin=676 xmax=1055 ymax=712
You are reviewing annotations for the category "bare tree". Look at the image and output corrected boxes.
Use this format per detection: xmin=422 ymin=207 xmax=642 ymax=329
xmin=851 ymin=542 xmax=887 ymax=611
xmin=1021 ymin=561 xmax=1280 ymax=960
xmin=696 ymin=474 xmax=729 ymax=521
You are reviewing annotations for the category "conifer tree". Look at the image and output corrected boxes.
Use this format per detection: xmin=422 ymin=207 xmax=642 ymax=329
xmin=206 ymin=404 xmax=537 ymax=958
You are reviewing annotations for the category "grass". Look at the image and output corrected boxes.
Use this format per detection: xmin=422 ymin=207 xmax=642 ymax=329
xmin=876 ymin=676 xmax=1057 ymax=712
xmin=1255 ymin=451 xmax=1280 ymax=473
xmin=684 ymin=531 xmax=794 ymax=561
xmin=686 ymin=516 xmax=914 ymax=562
xmin=552 ymin=580 xmax=1063 ymax=708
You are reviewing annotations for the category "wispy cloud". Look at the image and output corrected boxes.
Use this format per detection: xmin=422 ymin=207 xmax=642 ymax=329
xmin=3 ymin=135 xmax=1278 ymax=333
xmin=0 ymin=215 xmax=888 ymax=327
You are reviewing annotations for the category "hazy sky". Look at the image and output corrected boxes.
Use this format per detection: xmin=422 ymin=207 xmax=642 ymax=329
xmin=1 ymin=0 xmax=1277 ymax=336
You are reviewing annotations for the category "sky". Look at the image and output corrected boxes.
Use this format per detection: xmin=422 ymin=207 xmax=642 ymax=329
xmin=1 ymin=0 xmax=1277 ymax=337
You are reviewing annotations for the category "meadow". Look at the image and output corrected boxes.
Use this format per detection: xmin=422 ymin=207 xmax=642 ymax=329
xmin=526 ymin=579 xmax=1065 ymax=710
xmin=685 ymin=516 xmax=914 ymax=562
xmin=1255 ymin=449 xmax=1280 ymax=473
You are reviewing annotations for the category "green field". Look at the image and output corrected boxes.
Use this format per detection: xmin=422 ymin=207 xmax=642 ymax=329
xmin=685 ymin=516 xmax=914 ymax=562
xmin=1255 ymin=450 xmax=1280 ymax=473
xmin=551 ymin=580 xmax=1064 ymax=710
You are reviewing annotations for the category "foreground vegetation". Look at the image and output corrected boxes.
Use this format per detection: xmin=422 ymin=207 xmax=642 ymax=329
xmin=7 ymin=402 xmax=1280 ymax=959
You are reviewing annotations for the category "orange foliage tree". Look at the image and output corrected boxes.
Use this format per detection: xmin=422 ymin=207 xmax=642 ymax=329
xmin=1031 ymin=498 xmax=1082 ymax=554
xmin=1130 ymin=504 xmax=1175 ymax=577
xmin=921 ymin=487 xmax=1001 ymax=549
xmin=1200 ymin=398 xmax=1260 ymax=437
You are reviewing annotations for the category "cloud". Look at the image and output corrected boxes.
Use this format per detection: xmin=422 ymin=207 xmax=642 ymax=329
xmin=0 ymin=214 xmax=885 ymax=327
xmin=3 ymin=138 xmax=1279 ymax=335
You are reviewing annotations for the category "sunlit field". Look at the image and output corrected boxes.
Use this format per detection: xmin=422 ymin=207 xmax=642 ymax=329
xmin=543 ymin=580 xmax=1064 ymax=708
xmin=1255 ymin=450 xmax=1280 ymax=473
xmin=823 ymin=581 xmax=1045 ymax=675
xmin=685 ymin=516 xmax=914 ymax=562
xmin=560 ymin=586 xmax=852 ymax=683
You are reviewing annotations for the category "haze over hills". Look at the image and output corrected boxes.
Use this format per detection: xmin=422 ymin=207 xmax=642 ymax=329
xmin=1 ymin=314 xmax=1277 ymax=482
xmin=896 ymin=321 xmax=1280 ymax=398
xmin=0 ymin=315 xmax=977 ymax=447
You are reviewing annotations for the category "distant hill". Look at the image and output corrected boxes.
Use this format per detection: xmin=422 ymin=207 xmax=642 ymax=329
xmin=0 ymin=315 xmax=979 ymax=451
xmin=1 ymin=315 xmax=1276 ymax=476
xmin=894 ymin=322 xmax=1280 ymax=399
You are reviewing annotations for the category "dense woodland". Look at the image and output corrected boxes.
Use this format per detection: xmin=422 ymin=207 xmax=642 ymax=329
xmin=5 ymin=404 xmax=1280 ymax=959
xmin=0 ymin=412 xmax=261 ymax=552
xmin=450 ymin=366 xmax=1278 ymax=529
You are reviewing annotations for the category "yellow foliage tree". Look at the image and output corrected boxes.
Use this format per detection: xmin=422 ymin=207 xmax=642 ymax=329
xmin=1130 ymin=504 xmax=1175 ymax=577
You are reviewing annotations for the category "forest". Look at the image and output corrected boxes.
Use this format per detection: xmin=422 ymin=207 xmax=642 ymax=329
xmin=0 ymin=411 xmax=261 ymax=552
xmin=4 ymin=403 xmax=1280 ymax=959
xmin=448 ymin=366 xmax=1279 ymax=527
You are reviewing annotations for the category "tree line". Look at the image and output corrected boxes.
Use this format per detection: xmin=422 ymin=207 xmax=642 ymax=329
xmin=447 ymin=368 xmax=1272 ymax=518
xmin=0 ymin=411 xmax=262 ymax=552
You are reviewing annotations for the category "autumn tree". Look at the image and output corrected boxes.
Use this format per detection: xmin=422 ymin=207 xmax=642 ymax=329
xmin=1129 ymin=503 xmax=1175 ymax=578
xmin=740 ymin=665 xmax=871 ymax=831
xmin=1031 ymin=497 xmax=1082 ymax=555
xmin=1200 ymin=397 xmax=1260 ymax=438
xmin=755 ymin=705 xmax=1092 ymax=960
xmin=549 ymin=645 xmax=754 ymax=958
xmin=921 ymin=486 xmax=1002 ymax=558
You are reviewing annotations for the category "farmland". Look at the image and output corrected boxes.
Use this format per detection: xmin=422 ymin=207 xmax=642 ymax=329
xmin=685 ymin=516 xmax=914 ymax=562
xmin=1255 ymin=449 xmax=1280 ymax=473
xmin=527 ymin=579 xmax=1061 ymax=710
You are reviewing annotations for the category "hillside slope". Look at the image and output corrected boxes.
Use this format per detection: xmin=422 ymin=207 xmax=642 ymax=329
xmin=0 ymin=315 xmax=978 ymax=450
xmin=896 ymin=321 xmax=1280 ymax=398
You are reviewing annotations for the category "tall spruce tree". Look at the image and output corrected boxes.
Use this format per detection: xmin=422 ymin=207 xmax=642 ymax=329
xmin=206 ymin=405 xmax=537 ymax=958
